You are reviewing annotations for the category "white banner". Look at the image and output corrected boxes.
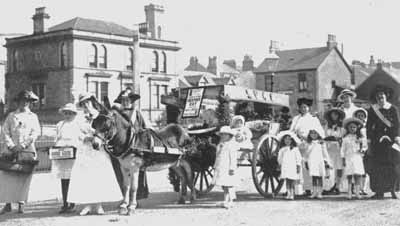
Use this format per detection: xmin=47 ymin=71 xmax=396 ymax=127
xmin=182 ymin=88 xmax=205 ymax=118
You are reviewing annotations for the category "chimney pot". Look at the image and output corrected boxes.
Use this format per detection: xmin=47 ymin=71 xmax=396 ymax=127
xmin=242 ymin=55 xmax=254 ymax=71
xmin=269 ymin=40 xmax=280 ymax=54
xmin=32 ymin=7 xmax=50 ymax=34
xmin=327 ymin=34 xmax=337 ymax=49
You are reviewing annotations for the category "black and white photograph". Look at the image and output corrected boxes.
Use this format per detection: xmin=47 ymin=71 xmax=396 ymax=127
xmin=0 ymin=0 xmax=400 ymax=225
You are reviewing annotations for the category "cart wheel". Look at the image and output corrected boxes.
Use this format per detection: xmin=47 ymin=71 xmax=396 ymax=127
xmin=194 ymin=166 xmax=214 ymax=195
xmin=252 ymin=135 xmax=284 ymax=198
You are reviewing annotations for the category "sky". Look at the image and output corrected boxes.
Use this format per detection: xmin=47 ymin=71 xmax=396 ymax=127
xmin=1 ymin=0 xmax=399 ymax=70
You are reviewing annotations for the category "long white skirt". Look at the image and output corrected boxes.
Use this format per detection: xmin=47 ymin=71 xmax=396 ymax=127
xmin=67 ymin=144 xmax=122 ymax=204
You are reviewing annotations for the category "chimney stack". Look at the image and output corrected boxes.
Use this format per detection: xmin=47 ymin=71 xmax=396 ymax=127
xmin=369 ymin=55 xmax=375 ymax=67
xmin=327 ymin=34 xmax=337 ymax=49
xmin=269 ymin=40 xmax=280 ymax=54
xmin=242 ymin=55 xmax=254 ymax=71
xmin=144 ymin=4 xmax=165 ymax=39
xmin=32 ymin=7 xmax=50 ymax=34
xmin=207 ymin=56 xmax=218 ymax=75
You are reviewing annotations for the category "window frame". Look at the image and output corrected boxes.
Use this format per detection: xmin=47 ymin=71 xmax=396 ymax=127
xmin=161 ymin=51 xmax=167 ymax=73
xmin=31 ymin=83 xmax=46 ymax=109
xmin=12 ymin=50 xmax=18 ymax=72
xmin=152 ymin=51 xmax=159 ymax=72
xmin=126 ymin=48 xmax=134 ymax=71
xmin=99 ymin=45 xmax=107 ymax=69
xmin=89 ymin=44 xmax=98 ymax=68
xmin=298 ymin=73 xmax=308 ymax=91
xmin=60 ymin=42 xmax=67 ymax=68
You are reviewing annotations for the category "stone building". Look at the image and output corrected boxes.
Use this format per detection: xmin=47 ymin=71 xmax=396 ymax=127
xmin=5 ymin=5 xmax=180 ymax=123
xmin=254 ymin=35 xmax=353 ymax=112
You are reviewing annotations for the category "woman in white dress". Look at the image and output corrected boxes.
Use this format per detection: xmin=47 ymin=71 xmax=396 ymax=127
xmin=52 ymin=103 xmax=82 ymax=214
xmin=67 ymin=93 xmax=121 ymax=215
xmin=290 ymin=97 xmax=325 ymax=196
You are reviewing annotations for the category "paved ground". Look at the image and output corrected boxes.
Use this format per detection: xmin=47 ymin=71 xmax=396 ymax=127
xmin=1 ymin=168 xmax=400 ymax=226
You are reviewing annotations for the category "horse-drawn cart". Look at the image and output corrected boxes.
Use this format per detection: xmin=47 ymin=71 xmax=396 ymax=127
xmin=162 ymin=85 xmax=290 ymax=198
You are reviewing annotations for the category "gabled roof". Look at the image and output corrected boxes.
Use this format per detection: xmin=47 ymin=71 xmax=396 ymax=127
xmin=49 ymin=17 xmax=134 ymax=37
xmin=184 ymin=75 xmax=204 ymax=86
xmin=220 ymin=63 xmax=240 ymax=74
xmin=353 ymin=65 xmax=374 ymax=86
xmin=184 ymin=61 xmax=208 ymax=72
xmin=255 ymin=47 xmax=333 ymax=73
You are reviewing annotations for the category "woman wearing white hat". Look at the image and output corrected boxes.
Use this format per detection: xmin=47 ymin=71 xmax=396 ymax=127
xmin=52 ymin=103 xmax=82 ymax=214
xmin=338 ymin=89 xmax=361 ymax=120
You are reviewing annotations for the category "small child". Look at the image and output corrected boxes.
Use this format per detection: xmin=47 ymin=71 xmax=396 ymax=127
xmin=213 ymin=126 xmax=239 ymax=209
xmin=305 ymin=129 xmax=331 ymax=199
xmin=230 ymin=115 xmax=253 ymax=150
xmin=277 ymin=131 xmax=302 ymax=200
xmin=231 ymin=115 xmax=253 ymax=163
xmin=341 ymin=117 xmax=367 ymax=200
xmin=353 ymin=108 xmax=368 ymax=196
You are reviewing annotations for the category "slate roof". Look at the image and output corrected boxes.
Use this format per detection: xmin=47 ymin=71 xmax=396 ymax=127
xmin=184 ymin=62 xmax=208 ymax=72
xmin=353 ymin=65 xmax=374 ymax=87
xmin=255 ymin=47 xmax=333 ymax=73
xmin=49 ymin=17 xmax=134 ymax=37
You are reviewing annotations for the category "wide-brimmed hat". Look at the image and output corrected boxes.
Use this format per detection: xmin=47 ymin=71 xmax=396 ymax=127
xmin=59 ymin=103 xmax=78 ymax=114
xmin=297 ymin=97 xmax=313 ymax=107
xmin=277 ymin=130 xmax=301 ymax=145
xmin=114 ymin=89 xmax=140 ymax=104
xmin=13 ymin=90 xmax=39 ymax=102
xmin=370 ymin=85 xmax=393 ymax=101
xmin=343 ymin=117 xmax=364 ymax=129
xmin=324 ymin=107 xmax=345 ymax=122
xmin=353 ymin=108 xmax=368 ymax=118
xmin=216 ymin=126 xmax=236 ymax=136
xmin=337 ymin=89 xmax=357 ymax=101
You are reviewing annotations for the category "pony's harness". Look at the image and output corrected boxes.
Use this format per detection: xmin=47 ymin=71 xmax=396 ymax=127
xmin=95 ymin=113 xmax=171 ymax=160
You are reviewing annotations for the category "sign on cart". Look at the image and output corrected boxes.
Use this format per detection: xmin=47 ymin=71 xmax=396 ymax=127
xmin=182 ymin=87 xmax=205 ymax=118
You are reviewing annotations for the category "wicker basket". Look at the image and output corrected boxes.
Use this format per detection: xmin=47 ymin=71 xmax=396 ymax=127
xmin=0 ymin=159 xmax=39 ymax=174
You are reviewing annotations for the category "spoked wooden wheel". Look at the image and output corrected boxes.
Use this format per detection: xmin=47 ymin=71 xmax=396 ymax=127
xmin=194 ymin=166 xmax=214 ymax=195
xmin=252 ymin=135 xmax=284 ymax=198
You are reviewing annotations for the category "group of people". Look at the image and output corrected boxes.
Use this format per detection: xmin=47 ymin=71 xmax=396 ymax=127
xmin=212 ymin=85 xmax=400 ymax=208
xmin=0 ymin=87 xmax=150 ymax=215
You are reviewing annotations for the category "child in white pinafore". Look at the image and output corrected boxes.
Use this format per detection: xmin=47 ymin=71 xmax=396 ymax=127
xmin=231 ymin=115 xmax=254 ymax=163
xmin=323 ymin=108 xmax=346 ymax=194
xmin=213 ymin=126 xmax=239 ymax=209
xmin=277 ymin=131 xmax=302 ymax=200
xmin=341 ymin=118 xmax=367 ymax=200
xmin=304 ymin=129 xmax=331 ymax=199
xmin=353 ymin=108 xmax=368 ymax=196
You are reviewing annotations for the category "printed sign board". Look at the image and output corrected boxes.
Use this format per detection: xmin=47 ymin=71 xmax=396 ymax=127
xmin=182 ymin=88 xmax=205 ymax=118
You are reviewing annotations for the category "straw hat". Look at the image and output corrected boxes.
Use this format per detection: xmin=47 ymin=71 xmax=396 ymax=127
xmin=276 ymin=130 xmax=301 ymax=145
xmin=324 ymin=107 xmax=345 ymax=122
xmin=216 ymin=126 xmax=236 ymax=136
xmin=343 ymin=117 xmax=364 ymax=129
xmin=230 ymin=115 xmax=245 ymax=127
xmin=370 ymin=84 xmax=393 ymax=101
xmin=13 ymin=90 xmax=39 ymax=102
xmin=59 ymin=103 xmax=78 ymax=114
xmin=78 ymin=92 xmax=94 ymax=105
xmin=337 ymin=89 xmax=357 ymax=101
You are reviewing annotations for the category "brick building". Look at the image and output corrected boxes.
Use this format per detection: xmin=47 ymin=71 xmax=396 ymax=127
xmin=254 ymin=35 xmax=353 ymax=113
xmin=5 ymin=5 xmax=180 ymax=123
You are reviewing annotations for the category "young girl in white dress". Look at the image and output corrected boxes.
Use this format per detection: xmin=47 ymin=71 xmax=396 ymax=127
xmin=304 ymin=129 xmax=331 ymax=199
xmin=277 ymin=131 xmax=302 ymax=200
xmin=341 ymin=118 xmax=367 ymax=200
xmin=52 ymin=103 xmax=82 ymax=214
xmin=353 ymin=109 xmax=368 ymax=195
xmin=323 ymin=108 xmax=345 ymax=194
xmin=213 ymin=126 xmax=239 ymax=209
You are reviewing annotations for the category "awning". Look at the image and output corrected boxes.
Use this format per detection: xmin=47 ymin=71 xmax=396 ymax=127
xmin=85 ymin=72 xmax=112 ymax=78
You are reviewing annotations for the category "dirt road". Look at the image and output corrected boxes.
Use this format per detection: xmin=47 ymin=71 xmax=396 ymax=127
xmin=1 ymin=168 xmax=399 ymax=226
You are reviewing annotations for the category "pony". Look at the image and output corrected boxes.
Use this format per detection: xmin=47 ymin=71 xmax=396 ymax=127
xmin=91 ymin=100 xmax=195 ymax=215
